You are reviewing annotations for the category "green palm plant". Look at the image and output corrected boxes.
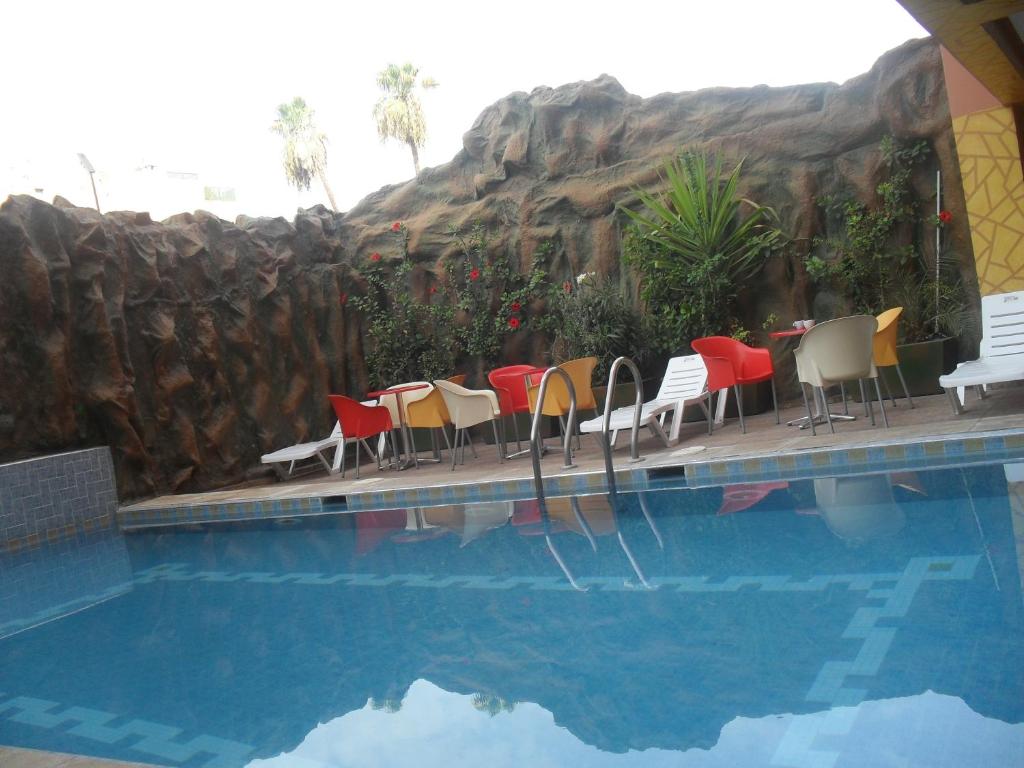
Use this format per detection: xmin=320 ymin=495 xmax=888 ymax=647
xmin=270 ymin=97 xmax=338 ymax=211
xmin=621 ymin=151 xmax=782 ymax=349
xmin=621 ymin=152 xmax=781 ymax=286
xmin=372 ymin=63 xmax=438 ymax=176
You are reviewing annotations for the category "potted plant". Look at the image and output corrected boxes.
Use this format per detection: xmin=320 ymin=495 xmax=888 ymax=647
xmin=620 ymin=150 xmax=784 ymax=418
xmin=805 ymin=137 xmax=971 ymax=398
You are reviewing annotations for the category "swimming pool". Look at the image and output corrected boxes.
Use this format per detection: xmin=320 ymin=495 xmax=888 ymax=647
xmin=2 ymin=462 xmax=1022 ymax=767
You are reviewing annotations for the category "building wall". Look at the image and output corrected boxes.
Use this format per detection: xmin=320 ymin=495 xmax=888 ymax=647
xmin=943 ymin=48 xmax=1024 ymax=296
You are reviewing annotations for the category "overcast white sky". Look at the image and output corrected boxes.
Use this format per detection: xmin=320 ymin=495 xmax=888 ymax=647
xmin=2 ymin=1 xmax=927 ymax=219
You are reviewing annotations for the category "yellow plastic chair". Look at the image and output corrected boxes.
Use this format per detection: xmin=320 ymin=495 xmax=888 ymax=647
xmin=527 ymin=356 xmax=598 ymax=448
xmin=874 ymin=307 xmax=914 ymax=408
xmin=404 ymin=375 xmax=467 ymax=460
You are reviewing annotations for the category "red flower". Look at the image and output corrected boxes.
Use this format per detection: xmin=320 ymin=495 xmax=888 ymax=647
xmin=391 ymin=221 xmax=402 ymax=232
xmin=429 ymin=286 xmax=438 ymax=294
xmin=510 ymin=301 xmax=522 ymax=312
xmin=470 ymin=268 xmax=480 ymax=281
xmin=339 ymin=293 xmax=348 ymax=305
xmin=370 ymin=252 xmax=382 ymax=262
xmin=938 ymin=209 xmax=953 ymax=224
xmin=562 ymin=280 xmax=572 ymax=293
xmin=508 ymin=316 xmax=521 ymax=330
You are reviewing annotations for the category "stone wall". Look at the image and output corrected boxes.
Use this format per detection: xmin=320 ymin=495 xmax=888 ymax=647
xmin=0 ymin=38 xmax=975 ymax=500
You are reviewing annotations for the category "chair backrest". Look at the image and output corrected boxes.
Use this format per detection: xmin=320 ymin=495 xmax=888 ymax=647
xmin=981 ymin=290 xmax=1024 ymax=360
xmin=487 ymin=365 xmax=536 ymax=412
xmin=560 ymin=357 xmax=598 ymax=411
xmin=528 ymin=357 xmax=598 ymax=415
xmin=405 ymin=389 xmax=451 ymax=429
xmin=873 ymin=307 xmax=903 ymax=367
xmin=690 ymin=336 xmax=739 ymax=389
xmin=655 ymin=355 xmax=709 ymax=403
xmin=433 ymin=379 xmax=497 ymax=429
xmin=796 ymin=315 xmax=878 ymax=384
xmin=328 ymin=395 xmax=392 ymax=439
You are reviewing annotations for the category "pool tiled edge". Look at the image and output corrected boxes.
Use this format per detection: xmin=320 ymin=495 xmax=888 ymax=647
xmin=116 ymin=428 xmax=1024 ymax=529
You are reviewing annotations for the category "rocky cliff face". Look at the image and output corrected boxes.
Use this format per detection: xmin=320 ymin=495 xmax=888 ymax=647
xmin=0 ymin=38 xmax=971 ymax=499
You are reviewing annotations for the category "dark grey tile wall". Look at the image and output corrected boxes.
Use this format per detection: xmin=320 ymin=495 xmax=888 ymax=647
xmin=0 ymin=447 xmax=117 ymax=548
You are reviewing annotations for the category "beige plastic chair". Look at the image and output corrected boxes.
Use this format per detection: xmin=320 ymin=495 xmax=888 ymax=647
xmin=433 ymin=379 xmax=504 ymax=470
xmin=793 ymin=315 xmax=888 ymax=435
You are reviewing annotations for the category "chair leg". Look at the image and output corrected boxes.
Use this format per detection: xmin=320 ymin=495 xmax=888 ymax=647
xmin=945 ymin=387 xmax=965 ymax=415
xmin=466 ymin=430 xmax=477 ymax=459
xmin=860 ymin=379 xmax=874 ymax=426
xmin=881 ymin=369 xmax=897 ymax=407
xmin=820 ymin=387 xmax=835 ymax=434
xmin=734 ymin=385 xmax=746 ymax=433
xmin=873 ymin=376 xmax=889 ymax=427
xmin=840 ymin=382 xmax=849 ymax=416
xmin=450 ymin=429 xmax=460 ymax=471
xmin=895 ymin=363 xmax=914 ymax=408
xmin=770 ymin=378 xmax=779 ymax=424
xmin=492 ymin=420 xmax=504 ymax=463
xmin=354 ymin=439 xmax=363 ymax=479
xmin=800 ymin=382 xmax=816 ymax=436
xmin=440 ymin=425 xmax=453 ymax=459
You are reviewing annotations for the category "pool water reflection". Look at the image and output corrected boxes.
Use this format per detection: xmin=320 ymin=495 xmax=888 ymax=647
xmin=1 ymin=463 xmax=1022 ymax=767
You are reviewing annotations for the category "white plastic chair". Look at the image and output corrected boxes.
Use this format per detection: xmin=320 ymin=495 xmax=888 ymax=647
xmin=579 ymin=355 xmax=712 ymax=447
xmin=940 ymin=290 xmax=1024 ymax=413
xmin=433 ymin=380 xmax=504 ymax=470
xmin=260 ymin=422 xmax=344 ymax=478
xmin=793 ymin=315 xmax=888 ymax=435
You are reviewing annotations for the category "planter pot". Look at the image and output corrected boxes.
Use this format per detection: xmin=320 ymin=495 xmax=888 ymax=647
xmin=593 ymin=377 xmax=661 ymax=411
xmin=855 ymin=336 xmax=958 ymax=401
xmin=886 ymin=336 xmax=958 ymax=396
xmin=683 ymin=380 xmax=769 ymax=422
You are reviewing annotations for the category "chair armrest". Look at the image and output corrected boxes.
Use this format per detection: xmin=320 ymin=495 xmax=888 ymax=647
xmin=492 ymin=385 xmax=514 ymax=416
xmin=700 ymin=354 xmax=736 ymax=389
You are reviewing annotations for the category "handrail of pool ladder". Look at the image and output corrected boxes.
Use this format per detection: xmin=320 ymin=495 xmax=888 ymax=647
xmin=529 ymin=366 xmax=578 ymax=500
xmin=600 ymin=356 xmax=645 ymax=490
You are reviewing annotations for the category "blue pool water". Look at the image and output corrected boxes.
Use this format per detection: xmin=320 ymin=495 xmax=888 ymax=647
xmin=1 ymin=462 xmax=1023 ymax=767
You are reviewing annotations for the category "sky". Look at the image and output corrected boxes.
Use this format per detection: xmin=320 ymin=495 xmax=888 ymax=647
xmin=1 ymin=1 xmax=927 ymax=220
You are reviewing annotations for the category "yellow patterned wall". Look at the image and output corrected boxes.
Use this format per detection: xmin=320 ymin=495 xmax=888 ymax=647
xmin=953 ymin=106 xmax=1024 ymax=295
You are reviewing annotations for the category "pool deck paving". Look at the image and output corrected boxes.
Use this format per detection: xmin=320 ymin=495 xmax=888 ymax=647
xmin=117 ymin=386 xmax=1024 ymax=528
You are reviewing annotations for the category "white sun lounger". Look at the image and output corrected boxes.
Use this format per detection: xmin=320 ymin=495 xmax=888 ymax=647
xmin=261 ymin=422 xmax=344 ymax=478
xmin=579 ymin=354 xmax=711 ymax=447
xmin=939 ymin=290 xmax=1024 ymax=414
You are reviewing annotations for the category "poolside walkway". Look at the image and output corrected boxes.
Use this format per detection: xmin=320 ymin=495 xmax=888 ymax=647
xmin=118 ymin=387 xmax=1024 ymax=528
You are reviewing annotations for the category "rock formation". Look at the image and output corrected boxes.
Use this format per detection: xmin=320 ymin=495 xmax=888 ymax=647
xmin=0 ymin=38 xmax=972 ymax=500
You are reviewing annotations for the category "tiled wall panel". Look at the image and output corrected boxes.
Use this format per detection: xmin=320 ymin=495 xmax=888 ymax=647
xmin=0 ymin=447 xmax=117 ymax=551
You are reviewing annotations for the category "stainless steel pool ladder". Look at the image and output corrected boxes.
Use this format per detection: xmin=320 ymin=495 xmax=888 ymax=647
xmin=599 ymin=357 xmax=646 ymax=492
xmin=529 ymin=366 xmax=578 ymax=500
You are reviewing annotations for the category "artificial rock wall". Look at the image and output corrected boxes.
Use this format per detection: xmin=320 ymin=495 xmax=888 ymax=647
xmin=0 ymin=37 xmax=973 ymax=500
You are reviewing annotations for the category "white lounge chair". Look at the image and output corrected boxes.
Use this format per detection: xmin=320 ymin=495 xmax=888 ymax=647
xmin=261 ymin=422 xmax=344 ymax=478
xmin=939 ymin=290 xmax=1024 ymax=414
xmin=579 ymin=354 xmax=711 ymax=447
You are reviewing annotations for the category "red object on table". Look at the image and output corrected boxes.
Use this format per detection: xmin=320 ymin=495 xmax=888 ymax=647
xmin=768 ymin=328 xmax=808 ymax=339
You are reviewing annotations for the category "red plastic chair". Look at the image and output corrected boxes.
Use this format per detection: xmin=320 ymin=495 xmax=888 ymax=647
xmin=690 ymin=336 xmax=778 ymax=433
xmin=488 ymin=364 xmax=536 ymax=454
xmin=328 ymin=395 xmax=395 ymax=479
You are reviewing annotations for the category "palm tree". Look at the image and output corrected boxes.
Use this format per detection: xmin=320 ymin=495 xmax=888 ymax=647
xmin=372 ymin=63 xmax=438 ymax=176
xmin=270 ymin=97 xmax=338 ymax=211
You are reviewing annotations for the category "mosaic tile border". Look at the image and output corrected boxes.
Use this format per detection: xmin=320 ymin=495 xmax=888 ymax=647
xmin=681 ymin=430 xmax=1024 ymax=488
xmin=116 ymin=429 xmax=1024 ymax=529
xmin=118 ymin=496 xmax=322 ymax=530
